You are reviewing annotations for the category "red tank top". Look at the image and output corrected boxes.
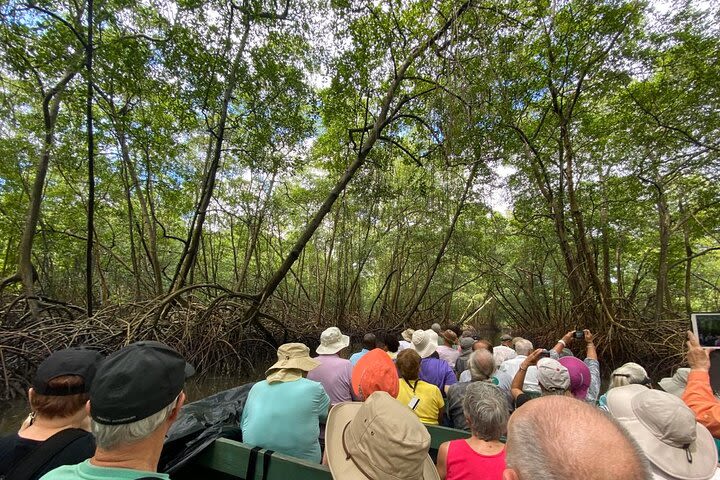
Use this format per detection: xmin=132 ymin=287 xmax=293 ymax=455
xmin=446 ymin=439 xmax=506 ymax=480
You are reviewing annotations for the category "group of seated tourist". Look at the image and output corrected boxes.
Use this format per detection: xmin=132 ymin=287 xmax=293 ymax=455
xmin=2 ymin=325 xmax=720 ymax=480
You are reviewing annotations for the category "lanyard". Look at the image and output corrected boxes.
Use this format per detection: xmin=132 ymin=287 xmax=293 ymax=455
xmin=404 ymin=379 xmax=418 ymax=393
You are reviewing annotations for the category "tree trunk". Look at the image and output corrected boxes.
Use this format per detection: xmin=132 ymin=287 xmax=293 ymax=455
xmin=242 ymin=1 xmax=472 ymax=324
xmin=402 ymin=162 xmax=478 ymax=323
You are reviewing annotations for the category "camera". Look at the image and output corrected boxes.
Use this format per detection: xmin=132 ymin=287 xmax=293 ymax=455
xmin=574 ymin=330 xmax=584 ymax=340
xmin=538 ymin=349 xmax=551 ymax=358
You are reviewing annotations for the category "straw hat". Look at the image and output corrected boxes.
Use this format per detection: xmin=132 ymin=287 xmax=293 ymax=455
xmin=326 ymin=391 xmax=439 ymax=480
xmin=351 ymin=349 xmax=399 ymax=400
xmin=411 ymin=330 xmax=437 ymax=359
xmin=659 ymin=368 xmax=690 ymax=398
xmin=265 ymin=343 xmax=320 ymax=383
xmin=607 ymin=385 xmax=717 ymax=480
xmin=401 ymin=328 xmax=415 ymax=343
xmin=316 ymin=327 xmax=350 ymax=355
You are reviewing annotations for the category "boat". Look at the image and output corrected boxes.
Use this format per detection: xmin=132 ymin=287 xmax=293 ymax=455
xmin=172 ymin=424 xmax=470 ymax=479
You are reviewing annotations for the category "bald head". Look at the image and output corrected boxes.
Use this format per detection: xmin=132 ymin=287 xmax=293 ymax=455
xmin=468 ymin=349 xmax=496 ymax=382
xmin=503 ymin=396 xmax=650 ymax=480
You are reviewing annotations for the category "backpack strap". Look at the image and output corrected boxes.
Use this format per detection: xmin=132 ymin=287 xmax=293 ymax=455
xmin=4 ymin=428 xmax=87 ymax=480
xmin=245 ymin=446 xmax=261 ymax=480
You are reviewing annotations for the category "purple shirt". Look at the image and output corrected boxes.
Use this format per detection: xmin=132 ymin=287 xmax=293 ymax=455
xmin=419 ymin=357 xmax=457 ymax=394
xmin=307 ymin=354 xmax=353 ymax=405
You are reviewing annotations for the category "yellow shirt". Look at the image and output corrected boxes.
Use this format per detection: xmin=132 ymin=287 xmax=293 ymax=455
xmin=397 ymin=379 xmax=445 ymax=425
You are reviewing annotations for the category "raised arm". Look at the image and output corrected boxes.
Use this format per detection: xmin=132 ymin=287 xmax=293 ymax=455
xmin=682 ymin=331 xmax=720 ymax=437
xmin=511 ymin=348 xmax=543 ymax=399
xmin=552 ymin=331 xmax=574 ymax=355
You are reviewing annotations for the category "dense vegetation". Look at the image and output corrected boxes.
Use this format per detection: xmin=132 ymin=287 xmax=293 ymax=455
xmin=0 ymin=0 xmax=718 ymax=394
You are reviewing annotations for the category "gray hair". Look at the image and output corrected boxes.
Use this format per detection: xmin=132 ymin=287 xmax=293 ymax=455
xmin=462 ymin=382 xmax=508 ymax=441
xmin=609 ymin=362 xmax=649 ymax=390
xmin=514 ymin=339 xmax=533 ymax=356
xmin=468 ymin=349 xmax=496 ymax=382
xmin=92 ymin=396 xmax=178 ymax=450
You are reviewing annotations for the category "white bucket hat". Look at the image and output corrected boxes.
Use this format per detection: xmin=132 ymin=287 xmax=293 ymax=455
xmin=316 ymin=327 xmax=350 ymax=355
xmin=536 ymin=358 xmax=570 ymax=392
xmin=326 ymin=391 xmax=439 ymax=480
xmin=411 ymin=330 xmax=437 ymax=359
xmin=607 ymin=384 xmax=717 ymax=480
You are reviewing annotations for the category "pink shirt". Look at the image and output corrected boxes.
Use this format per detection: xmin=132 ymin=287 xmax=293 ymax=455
xmin=437 ymin=345 xmax=461 ymax=369
xmin=306 ymin=354 xmax=353 ymax=404
xmin=446 ymin=439 xmax=506 ymax=480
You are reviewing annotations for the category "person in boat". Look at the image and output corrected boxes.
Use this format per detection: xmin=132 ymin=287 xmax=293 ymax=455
xmin=437 ymin=330 xmax=460 ymax=370
xmin=0 ymin=348 xmax=103 ymax=480
xmin=40 ymin=341 xmax=192 ymax=480
xmin=551 ymin=329 xmax=601 ymax=404
xmin=499 ymin=334 xmax=513 ymax=348
xmin=446 ymin=349 xmax=497 ymax=430
xmin=598 ymin=361 xmax=652 ymax=410
xmin=659 ymin=367 xmax=690 ymax=397
xmin=308 ymin=327 xmax=353 ymax=405
xmin=241 ymin=343 xmax=330 ymax=464
xmin=431 ymin=323 xmax=443 ymax=345
xmin=453 ymin=337 xmax=475 ymax=377
xmin=503 ymin=395 xmax=651 ymax=480
xmin=307 ymin=327 xmax=353 ymax=450
xmin=396 ymin=349 xmax=444 ymax=425
xmin=349 ymin=334 xmax=376 ymax=366
xmin=412 ymin=330 xmax=457 ymax=395
xmin=499 ymin=338 xmax=539 ymax=393
xmin=436 ymin=382 xmax=508 ymax=480
xmin=607 ymin=384 xmax=718 ymax=480
xmin=325 ymin=391 xmax=440 ymax=480
xmin=399 ymin=328 xmax=415 ymax=352
xmin=351 ymin=348 xmax=399 ymax=400
xmin=683 ymin=331 xmax=720 ymax=440
xmin=382 ymin=332 xmax=400 ymax=360
xmin=511 ymin=351 xmax=571 ymax=409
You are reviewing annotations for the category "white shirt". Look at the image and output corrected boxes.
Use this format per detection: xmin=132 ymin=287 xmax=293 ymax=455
xmin=500 ymin=356 xmax=540 ymax=393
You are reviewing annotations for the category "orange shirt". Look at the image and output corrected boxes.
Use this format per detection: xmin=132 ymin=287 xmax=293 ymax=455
xmin=682 ymin=370 xmax=720 ymax=438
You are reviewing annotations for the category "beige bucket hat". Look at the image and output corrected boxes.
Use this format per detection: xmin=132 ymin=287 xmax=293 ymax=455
xmin=607 ymin=384 xmax=717 ymax=480
xmin=401 ymin=328 xmax=415 ymax=343
xmin=265 ymin=343 xmax=320 ymax=383
xmin=659 ymin=368 xmax=690 ymax=398
xmin=326 ymin=391 xmax=439 ymax=480
xmin=537 ymin=358 xmax=570 ymax=392
xmin=316 ymin=327 xmax=350 ymax=355
xmin=411 ymin=330 xmax=437 ymax=358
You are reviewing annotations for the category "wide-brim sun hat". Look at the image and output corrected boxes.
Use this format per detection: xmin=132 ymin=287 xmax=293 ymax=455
xmin=558 ymin=356 xmax=590 ymax=400
xmin=659 ymin=368 xmax=690 ymax=398
xmin=401 ymin=328 xmax=415 ymax=343
xmin=265 ymin=343 xmax=320 ymax=383
xmin=411 ymin=330 xmax=437 ymax=358
xmin=326 ymin=391 xmax=439 ymax=480
xmin=607 ymin=384 xmax=717 ymax=480
xmin=316 ymin=327 xmax=350 ymax=355
xmin=351 ymin=348 xmax=399 ymax=399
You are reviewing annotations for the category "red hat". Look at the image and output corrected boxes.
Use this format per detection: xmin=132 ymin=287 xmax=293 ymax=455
xmin=352 ymin=349 xmax=399 ymax=400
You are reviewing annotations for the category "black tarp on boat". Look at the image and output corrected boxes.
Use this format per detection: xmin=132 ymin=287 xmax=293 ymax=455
xmin=159 ymin=383 xmax=255 ymax=474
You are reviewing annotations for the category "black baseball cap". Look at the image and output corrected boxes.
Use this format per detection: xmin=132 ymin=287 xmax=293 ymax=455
xmin=33 ymin=347 xmax=104 ymax=396
xmin=90 ymin=341 xmax=194 ymax=425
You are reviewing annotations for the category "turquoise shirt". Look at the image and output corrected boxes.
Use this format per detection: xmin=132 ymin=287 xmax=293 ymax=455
xmin=39 ymin=459 xmax=169 ymax=480
xmin=241 ymin=378 xmax=330 ymax=463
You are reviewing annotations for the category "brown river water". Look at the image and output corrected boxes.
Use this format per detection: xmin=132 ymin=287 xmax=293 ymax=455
xmin=0 ymin=375 xmax=255 ymax=435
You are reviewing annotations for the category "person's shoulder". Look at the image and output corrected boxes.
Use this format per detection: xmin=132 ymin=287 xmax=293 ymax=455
xmin=38 ymin=460 xmax=83 ymax=480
